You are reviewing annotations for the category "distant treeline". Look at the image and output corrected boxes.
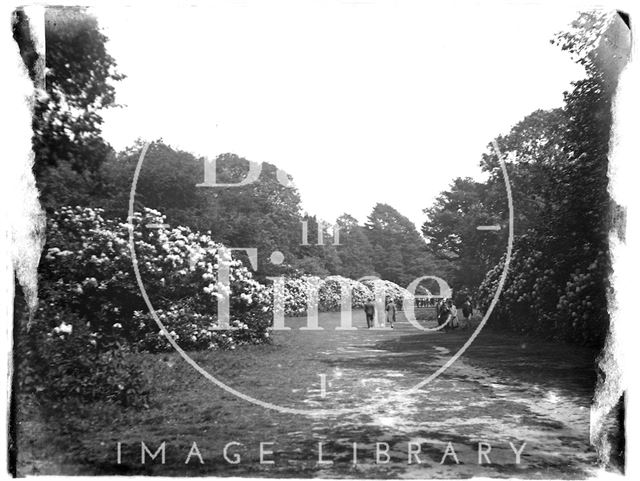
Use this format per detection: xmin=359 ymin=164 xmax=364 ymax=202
xmin=39 ymin=140 xmax=453 ymax=289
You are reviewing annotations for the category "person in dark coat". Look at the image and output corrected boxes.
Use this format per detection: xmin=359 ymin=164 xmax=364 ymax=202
xmin=364 ymin=301 xmax=375 ymax=328
xmin=437 ymin=300 xmax=449 ymax=328
xmin=461 ymin=299 xmax=473 ymax=329
xmin=385 ymin=297 xmax=396 ymax=329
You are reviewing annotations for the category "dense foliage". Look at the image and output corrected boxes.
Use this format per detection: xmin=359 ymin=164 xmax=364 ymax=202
xmin=18 ymin=309 xmax=150 ymax=408
xmin=270 ymin=275 xmax=412 ymax=316
xmin=425 ymin=11 xmax=623 ymax=347
xmin=92 ymin=142 xmax=448 ymax=284
xmin=21 ymin=206 xmax=273 ymax=406
xmin=365 ymin=204 xmax=451 ymax=287
xmin=22 ymin=205 xmax=417 ymax=405
xmin=40 ymin=206 xmax=272 ymax=345
xmin=24 ymin=8 xmax=124 ymax=209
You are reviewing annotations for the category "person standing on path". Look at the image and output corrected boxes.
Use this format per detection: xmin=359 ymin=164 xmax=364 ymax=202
xmin=445 ymin=298 xmax=459 ymax=330
xmin=436 ymin=299 xmax=447 ymax=328
xmin=461 ymin=298 xmax=473 ymax=329
xmin=385 ymin=297 xmax=396 ymax=329
xmin=364 ymin=301 xmax=375 ymax=329
xmin=437 ymin=299 xmax=449 ymax=329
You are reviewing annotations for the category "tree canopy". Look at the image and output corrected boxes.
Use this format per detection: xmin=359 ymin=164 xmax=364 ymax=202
xmin=20 ymin=8 xmax=124 ymax=210
xmin=365 ymin=203 xmax=446 ymax=287
xmin=427 ymin=10 xmax=627 ymax=347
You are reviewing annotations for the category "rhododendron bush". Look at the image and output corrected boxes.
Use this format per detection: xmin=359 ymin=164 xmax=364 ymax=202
xmin=24 ymin=206 xmax=276 ymax=406
xmin=361 ymin=279 xmax=414 ymax=307
xmin=40 ymin=206 xmax=272 ymax=351
xmin=37 ymin=207 xmax=412 ymax=352
xmin=20 ymin=309 xmax=151 ymax=408
xmin=477 ymin=234 xmax=609 ymax=346
xmin=268 ymin=275 xmax=413 ymax=316
xmin=26 ymin=206 xmax=415 ymax=406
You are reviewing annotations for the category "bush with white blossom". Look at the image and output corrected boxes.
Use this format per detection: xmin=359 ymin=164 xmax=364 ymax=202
xmin=24 ymin=206 xmax=276 ymax=406
xmin=27 ymin=206 xmax=419 ymax=407
xmin=361 ymin=278 xmax=414 ymax=307
xmin=265 ymin=274 xmax=413 ymax=316
xmin=40 ymin=206 xmax=272 ymax=351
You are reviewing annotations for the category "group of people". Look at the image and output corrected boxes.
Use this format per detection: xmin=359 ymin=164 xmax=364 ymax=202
xmin=363 ymin=298 xmax=396 ymax=329
xmin=436 ymin=297 xmax=474 ymax=331
xmin=414 ymin=297 xmax=438 ymax=308
xmin=361 ymin=297 xmax=475 ymax=330
xmin=436 ymin=298 xmax=458 ymax=329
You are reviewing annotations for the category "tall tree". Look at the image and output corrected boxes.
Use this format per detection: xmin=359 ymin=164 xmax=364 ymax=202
xmin=365 ymin=203 xmax=441 ymax=287
xmin=423 ymin=108 xmax=569 ymax=292
xmin=99 ymin=139 xmax=203 ymax=221
xmin=334 ymin=214 xmax=376 ymax=279
xmin=474 ymin=11 xmax=627 ymax=348
xmin=292 ymin=214 xmax=342 ymax=277
xmin=101 ymin=145 xmax=306 ymax=279
xmin=34 ymin=8 xmax=123 ymax=175
xmin=22 ymin=8 xmax=124 ymax=209
xmin=197 ymin=154 xmax=305 ymax=278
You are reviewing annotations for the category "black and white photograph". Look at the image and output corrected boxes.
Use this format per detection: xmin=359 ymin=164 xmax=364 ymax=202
xmin=2 ymin=0 xmax=637 ymax=478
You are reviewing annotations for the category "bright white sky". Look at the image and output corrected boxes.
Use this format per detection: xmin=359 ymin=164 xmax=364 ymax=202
xmin=95 ymin=1 xmax=586 ymax=229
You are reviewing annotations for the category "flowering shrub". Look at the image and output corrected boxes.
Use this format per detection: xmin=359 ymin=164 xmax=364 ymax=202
xmin=556 ymin=253 xmax=609 ymax=346
xmin=477 ymin=234 xmax=609 ymax=347
xmin=41 ymin=207 xmax=413 ymax=352
xmin=41 ymin=206 xmax=271 ymax=349
xmin=319 ymin=276 xmax=373 ymax=311
xmin=274 ymin=276 xmax=316 ymax=315
xmin=478 ymin=237 xmax=558 ymax=335
xmin=361 ymin=278 xmax=414 ymax=308
xmin=265 ymin=275 xmax=413 ymax=316
xmin=133 ymin=304 xmax=272 ymax=353
xmin=19 ymin=305 xmax=150 ymax=408
xmin=31 ymin=205 xmax=423 ymax=408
